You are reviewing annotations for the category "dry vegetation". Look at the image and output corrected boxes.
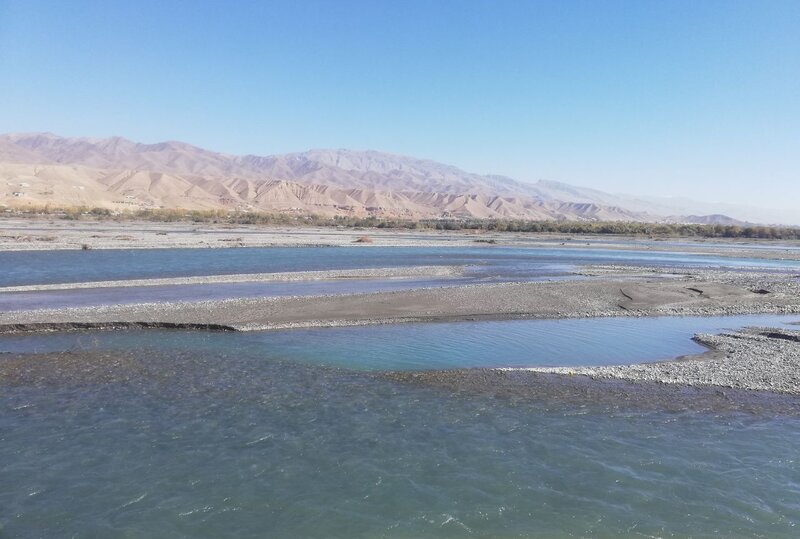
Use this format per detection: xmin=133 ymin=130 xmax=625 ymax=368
xmin=3 ymin=205 xmax=799 ymax=240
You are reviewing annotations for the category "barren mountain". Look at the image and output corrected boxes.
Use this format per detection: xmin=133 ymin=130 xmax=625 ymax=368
xmin=0 ymin=133 xmax=519 ymax=193
xmin=0 ymin=133 xmax=747 ymax=222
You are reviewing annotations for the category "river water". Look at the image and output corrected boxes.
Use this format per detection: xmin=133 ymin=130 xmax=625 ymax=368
xmin=2 ymin=245 xmax=799 ymax=287
xmin=2 ymin=245 xmax=799 ymax=311
xmin=2 ymin=316 xmax=800 ymax=538
xmin=1 ymin=246 xmax=799 ymax=537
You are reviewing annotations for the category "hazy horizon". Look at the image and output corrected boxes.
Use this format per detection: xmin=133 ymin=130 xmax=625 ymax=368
xmin=1 ymin=0 xmax=798 ymax=215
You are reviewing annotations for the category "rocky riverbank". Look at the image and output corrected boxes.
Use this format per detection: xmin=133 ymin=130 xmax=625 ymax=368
xmin=509 ymin=327 xmax=800 ymax=395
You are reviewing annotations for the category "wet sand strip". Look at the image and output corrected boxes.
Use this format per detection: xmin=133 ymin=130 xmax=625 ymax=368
xmin=383 ymin=367 xmax=800 ymax=415
xmin=0 ymin=321 xmax=237 ymax=334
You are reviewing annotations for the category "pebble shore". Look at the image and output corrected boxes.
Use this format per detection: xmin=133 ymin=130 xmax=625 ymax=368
xmin=511 ymin=327 xmax=800 ymax=395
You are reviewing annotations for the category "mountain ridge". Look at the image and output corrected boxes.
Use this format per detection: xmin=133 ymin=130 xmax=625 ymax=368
xmin=0 ymin=133 xmax=766 ymax=224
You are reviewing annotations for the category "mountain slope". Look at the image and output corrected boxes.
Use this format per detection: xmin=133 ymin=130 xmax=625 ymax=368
xmin=0 ymin=134 xmax=536 ymax=196
xmin=0 ymin=133 xmax=758 ymax=223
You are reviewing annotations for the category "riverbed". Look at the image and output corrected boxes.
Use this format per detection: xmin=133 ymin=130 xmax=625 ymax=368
xmin=2 ymin=237 xmax=800 ymax=537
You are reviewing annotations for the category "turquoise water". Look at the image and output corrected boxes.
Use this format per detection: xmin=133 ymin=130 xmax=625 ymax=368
xmin=2 ymin=314 xmax=798 ymax=370
xmin=2 ymin=320 xmax=800 ymax=538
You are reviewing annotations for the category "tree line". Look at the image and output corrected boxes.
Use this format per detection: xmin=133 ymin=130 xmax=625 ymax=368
xmin=5 ymin=205 xmax=800 ymax=240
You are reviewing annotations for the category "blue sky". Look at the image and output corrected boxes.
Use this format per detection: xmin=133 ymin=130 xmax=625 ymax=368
xmin=0 ymin=0 xmax=798 ymax=212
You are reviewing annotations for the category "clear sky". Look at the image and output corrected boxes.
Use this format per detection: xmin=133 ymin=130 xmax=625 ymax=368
xmin=1 ymin=0 xmax=798 ymax=212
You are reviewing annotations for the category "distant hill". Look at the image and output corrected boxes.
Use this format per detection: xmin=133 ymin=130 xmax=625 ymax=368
xmin=0 ymin=132 xmax=763 ymax=223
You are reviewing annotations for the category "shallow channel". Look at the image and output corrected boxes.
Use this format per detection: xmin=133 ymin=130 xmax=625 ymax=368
xmin=2 ymin=315 xmax=800 ymax=538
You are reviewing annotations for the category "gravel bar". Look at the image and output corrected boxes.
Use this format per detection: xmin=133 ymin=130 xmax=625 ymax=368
xmin=2 ymin=276 xmax=799 ymax=333
xmin=507 ymin=327 xmax=800 ymax=395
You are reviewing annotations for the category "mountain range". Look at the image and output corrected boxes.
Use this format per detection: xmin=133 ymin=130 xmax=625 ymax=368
xmin=0 ymin=133 xmax=789 ymax=224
